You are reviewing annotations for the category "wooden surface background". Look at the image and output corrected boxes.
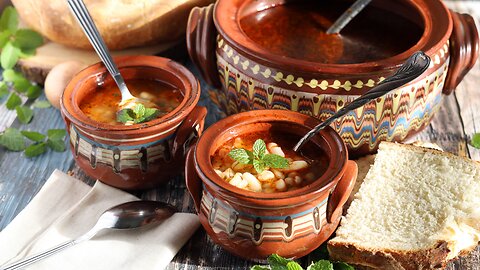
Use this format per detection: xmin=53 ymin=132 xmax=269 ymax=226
xmin=1 ymin=1 xmax=479 ymax=269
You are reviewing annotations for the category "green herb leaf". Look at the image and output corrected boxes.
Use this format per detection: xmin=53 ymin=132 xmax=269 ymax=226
xmin=332 ymin=262 xmax=354 ymax=270
xmin=32 ymin=100 xmax=51 ymax=109
xmin=12 ymin=29 xmax=43 ymax=50
xmin=253 ymin=159 xmax=266 ymax=174
xmin=1 ymin=42 xmax=20 ymax=69
xmin=268 ymin=254 xmax=291 ymax=270
xmin=0 ymin=127 xmax=25 ymax=151
xmin=26 ymin=85 xmax=41 ymax=99
xmin=15 ymin=105 xmax=33 ymax=124
xmin=133 ymin=103 xmax=146 ymax=117
xmin=253 ymin=139 xmax=267 ymax=159
xmin=14 ymin=76 xmax=31 ymax=93
xmin=25 ymin=142 xmax=47 ymax=157
xmin=47 ymin=138 xmax=65 ymax=152
xmin=251 ymin=266 xmax=270 ymax=270
xmin=6 ymin=92 xmax=21 ymax=110
xmin=2 ymin=68 xmax=22 ymax=82
xmin=21 ymin=130 xmax=45 ymax=142
xmin=287 ymin=262 xmax=304 ymax=270
xmin=263 ymin=154 xmax=289 ymax=169
xmin=307 ymin=260 xmax=333 ymax=270
xmin=0 ymin=30 xmax=11 ymax=48
xmin=0 ymin=81 xmax=8 ymax=98
xmin=141 ymin=107 xmax=160 ymax=122
xmin=471 ymin=133 xmax=480 ymax=149
xmin=18 ymin=47 xmax=36 ymax=58
xmin=0 ymin=6 xmax=18 ymax=32
xmin=116 ymin=108 xmax=135 ymax=123
xmin=228 ymin=148 xmax=252 ymax=164
xmin=47 ymin=129 xmax=66 ymax=140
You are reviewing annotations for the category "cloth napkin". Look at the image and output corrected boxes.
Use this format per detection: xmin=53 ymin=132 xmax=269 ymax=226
xmin=0 ymin=170 xmax=200 ymax=270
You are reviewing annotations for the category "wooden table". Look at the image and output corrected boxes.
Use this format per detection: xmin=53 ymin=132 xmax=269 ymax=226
xmin=1 ymin=1 xmax=479 ymax=269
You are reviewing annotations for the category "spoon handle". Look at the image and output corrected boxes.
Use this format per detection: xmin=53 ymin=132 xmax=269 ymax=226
xmin=326 ymin=0 xmax=372 ymax=34
xmin=1 ymin=240 xmax=76 ymax=270
xmin=67 ymin=0 xmax=134 ymax=101
xmin=293 ymin=51 xmax=431 ymax=152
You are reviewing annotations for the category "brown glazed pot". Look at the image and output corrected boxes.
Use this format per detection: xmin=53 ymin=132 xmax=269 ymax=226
xmin=185 ymin=110 xmax=358 ymax=260
xmin=61 ymin=56 xmax=207 ymax=190
xmin=187 ymin=0 xmax=479 ymax=156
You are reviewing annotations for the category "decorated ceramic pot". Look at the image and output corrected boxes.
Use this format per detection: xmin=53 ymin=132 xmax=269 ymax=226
xmin=61 ymin=56 xmax=207 ymax=190
xmin=187 ymin=0 xmax=479 ymax=156
xmin=185 ymin=110 xmax=357 ymax=259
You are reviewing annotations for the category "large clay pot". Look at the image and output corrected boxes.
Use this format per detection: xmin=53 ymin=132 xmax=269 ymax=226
xmin=185 ymin=110 xmax=357 ymax=260
xmin=187 ymin=0 xmax=479 ymax=156
xmin=61 ymin=56 xmax=207 ymax=190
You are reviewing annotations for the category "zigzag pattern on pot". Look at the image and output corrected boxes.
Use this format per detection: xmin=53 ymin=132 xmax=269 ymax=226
xmin=201 ymin=189 xmax=328 ymax=245
xmin=214 ymin=55 xmax=449 ymax=151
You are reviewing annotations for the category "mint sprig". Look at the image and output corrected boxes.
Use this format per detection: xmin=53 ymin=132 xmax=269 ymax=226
xmin=228 ymin=139 xmax=289 ymax=173
xmin=250 ymin=254 xmax=354 ymax=270
xmin=116 ymin=103 xmax=160 ymax=124
xmin=471 ymin=133 xmax=480 ymax=149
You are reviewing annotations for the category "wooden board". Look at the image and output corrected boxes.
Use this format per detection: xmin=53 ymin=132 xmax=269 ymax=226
xmin=17 ymin=39 xmax=185 ymax=85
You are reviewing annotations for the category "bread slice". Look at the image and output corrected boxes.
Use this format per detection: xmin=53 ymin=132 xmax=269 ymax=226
xmin=328 ymin=142 xmax=480 ymax=270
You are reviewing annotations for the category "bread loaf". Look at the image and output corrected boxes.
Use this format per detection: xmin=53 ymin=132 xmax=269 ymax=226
xmin=328 ymin=142 xmax=480 ymax=269
xmin=11 ymin=0 xmax=214 ymax=50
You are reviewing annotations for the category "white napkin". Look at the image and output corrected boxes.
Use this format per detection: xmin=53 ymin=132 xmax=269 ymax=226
xmin=0 ymin=170 xmax=200 ymax=270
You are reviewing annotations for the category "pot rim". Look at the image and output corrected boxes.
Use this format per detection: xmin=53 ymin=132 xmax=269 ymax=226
xmin=193 ymin=110 xmax=348 ymax=204
xmin=213 ymin=0 xmax=452 ymax=74
xmin=61 ymin=55 xmax=200 ymax=135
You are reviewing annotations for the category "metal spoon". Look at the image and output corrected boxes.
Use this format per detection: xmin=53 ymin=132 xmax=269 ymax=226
xmin=67 ymin=0 xmax=157 ymax=111
xmin=293 ymin=51 xmax=431 ymax=152
xmin=1 ymin=201 xmax=176 ymax=270
xmin=326 ymin=0 xmax=372 ymax=34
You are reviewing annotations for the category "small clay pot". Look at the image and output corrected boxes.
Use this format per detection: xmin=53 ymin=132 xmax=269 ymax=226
xmin=61 ymin=56 xmax=207 ymax=190
xmin=187 ymin=0 xmax=479 ymax=156
xmin=185 ymin=110 xmax=358 ymax=260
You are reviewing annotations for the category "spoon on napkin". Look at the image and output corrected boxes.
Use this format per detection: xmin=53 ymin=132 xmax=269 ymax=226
xmin=66 ymin=0 xmax=158 ymax=112
xmin=293 ymin=51 xmax=431 ymax=152
xmin=1 ymin=201 xmax=176 ymax=270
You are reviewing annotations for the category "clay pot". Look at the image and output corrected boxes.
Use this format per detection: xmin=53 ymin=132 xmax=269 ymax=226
xmin=61 ymin=56 xmax=206 ymax=190
xmin=187 ymin=0 xmax=479 ymax=156
xmin=185 ymin=110 xmax=357 ymax=260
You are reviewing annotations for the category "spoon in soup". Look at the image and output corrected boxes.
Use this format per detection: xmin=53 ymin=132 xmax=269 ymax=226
xmin=67 ymin=0 xmax=157 ymax=112
xmin=326 ymin=0 xmax=372 ymax=34
xmin=0 ymin=201 xmax=176 ymax=270
xmin=293 ymin=51 xmax=431 ymax=152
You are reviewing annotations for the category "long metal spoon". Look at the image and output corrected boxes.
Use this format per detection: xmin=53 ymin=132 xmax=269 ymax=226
xmin=1 ymin=201 xmax=176 ymax=270
xmin=67 ymin=0 xmax=157 ymax=111
xmin=293 ymin=51 xmax=431 ymax=152
xmin=326 ymin=0 xmax=372 ymax=34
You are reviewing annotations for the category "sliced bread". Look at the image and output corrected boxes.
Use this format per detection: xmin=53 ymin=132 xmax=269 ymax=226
xmin=328 ymin=142 xmax=480 ymax=270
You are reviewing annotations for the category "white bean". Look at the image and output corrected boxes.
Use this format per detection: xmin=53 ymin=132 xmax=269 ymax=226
xmin=267 ymin=142 xmax=285 ymax=157
xmin=257 ymin=170 xmax=275 ymax=182
xmin=288 ymin=160 xmax=309 ymax=171
xmin=214 ymin=169 xmax=224 ymax=179
xmin=275 ymin=179 xmax=287 ymax=191
xmin=223 ymin=168 xmax=235 ymax=179
xmin=285 ymin=177 xmax=294 ymax=186
xmin=272 ymin=169 xmax=285 ymax=179
xmin=294 ymin=176 xmax=303 ymax=185
xmin=242 ymin=172 xmax=262 ymax=192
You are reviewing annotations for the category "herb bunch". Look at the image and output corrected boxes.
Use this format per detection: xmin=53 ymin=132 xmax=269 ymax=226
xmin=0 ymin=6 xmax=65 ymax=157
xmin=251 ymin=254 xmax=354 ymax=270
xmin=228 ymin=139 xmax=289 ymax=173
xmin=116 ymin=103 xmax=160 ymax=124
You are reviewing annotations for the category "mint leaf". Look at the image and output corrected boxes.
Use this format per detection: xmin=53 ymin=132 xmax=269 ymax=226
xmin=47 ymin=129 xmax=66 ymax=140
xmin=250 ymin=266 xmax=270 ymax=270
xmin=0 ymin=127 xmax=25 ymax=151
xmin=47 ymin=138 xmax=65 ymax=152
xmin=117 ymin=108 xmax=135 ymax=123
xmin=32 ymin=100 xmax=51 ymax=109
xmin=307 ymin=260 xmax=333 ymax=270
xmin=268 ymin=254 xmax=291 ymax=269
xmin=25 ymin=142 xmax=47 ymax=157
xmin=15 ymin=105 xmax=33 ymax=124
xmin=18 ymin=48 xmax=36 ymax=58
xmin=332 ymin=262 xmax=354 ymax=270
xmin=472 ymin=133 xmax=480 ymax=149
xmin=228 ymin=148 xmax=252 ymax=164
xmin=253 ymin=139 xmax=267 ymax=159
xmin=132 ymin=103 xmax=146 ymax=117
xmin=142 ymin=107 xmax=160 ymax=122
xmin=287 ymin=262 xmax=303 ymax=270
xmin=1 ymin=42 xmax=20 ymax=69
xmin=2 ymin=69 xmax=22 ymax=82
xmin=0 ymin=30 xmax=11 ymax=48
xmin=0 ymin=81 xmax=8 ymax=98
xmin=263 ymin=154 xmax=289 ymax=169
xmin=6 ymin=92 xmax=21 ymax=109
xmin=14 ymin=77 xmax=31 ymax=93
xmin=21 ymin=130 xmax=45 ymax=142
xmin=12 ymin=29 xmax=43 ymax=50
xmin=0 ymin=6 xmax=18 ymax=32
xmin=253 ymin=159 xmax=266 ymax=173
xmin=26 ymin=85 xmax=41 ymax=99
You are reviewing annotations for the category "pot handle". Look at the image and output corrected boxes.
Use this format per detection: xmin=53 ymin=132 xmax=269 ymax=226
xmin=185 ymin=146 xmax=202 ymax=213
xmin=171 ymin=106 xmax=207 ymax=162
xmin=326 ymin=160 xmax=358 ymax=224
xmin=186 ymin=3 xmax=221 ymax=88
xmin=444 ymin=11 xmax=479 ymax=95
